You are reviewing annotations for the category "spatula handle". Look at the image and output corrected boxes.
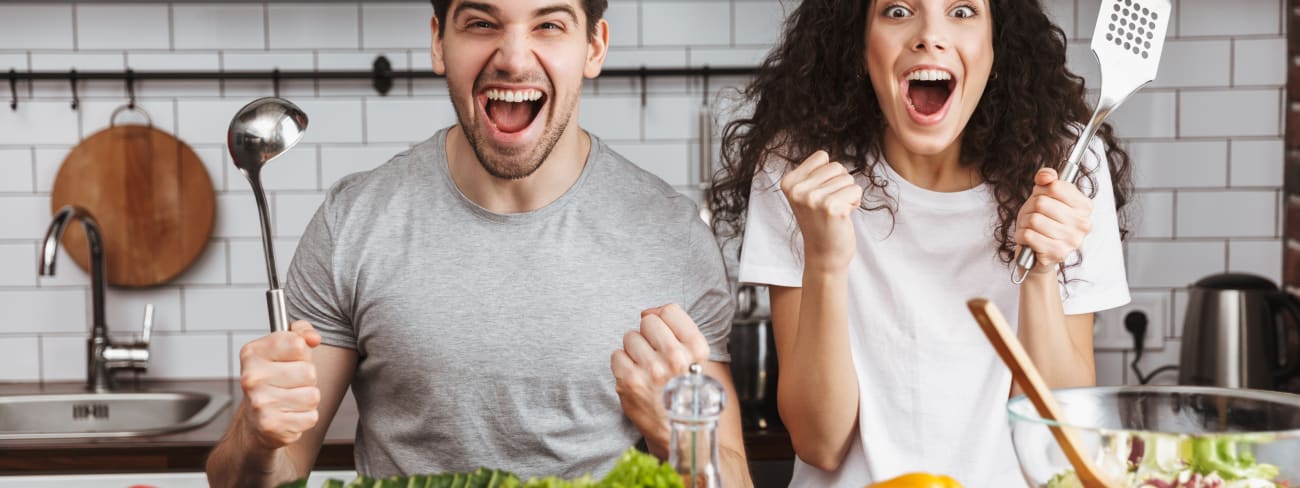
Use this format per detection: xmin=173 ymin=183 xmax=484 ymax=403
xmin=1010 ymin=113 xmax=1105 ymax=284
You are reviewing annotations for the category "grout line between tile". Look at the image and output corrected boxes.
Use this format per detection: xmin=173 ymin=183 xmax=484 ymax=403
xmin=1279 ymin=189 xmax=1284 ymax=238
xmin=1224 ymin=240 xmax=1231 ymax=272
xmin=227 ymin=331 xmax=234 ymax=378
xmin=361 ymin=97 xmax=369 ymax=143
xmin=70 ymin=5 xmax=79 ymax=51
xmin=1225 ymin=139 xmax=1232 ymax=187
xmin=178 ymin=284 xmax=188 ymax=332
xmin=1173 ymin=0 xmax=1181 ymax=38
xmin=1171 ymin=190 xmax=1179 ymax=239
xmin=168 ymin=3 xmax=176 ymax=52
xmin=224 ymin=240 xmax=232 ymax=285
xmin=729 ymin=0 xmax=736 ymax=47
xmin=264 ymin=2 xmax=271 ymax=51
xmin=36 ymin=334 xmax=44 ymax=384
xmin=1228 ymin=38 xmax=1236 ymax=87
xmin=356 ymin=2 xmax=364 ymax=51
xmin=316 ymin=144 xmax=325 ymax=190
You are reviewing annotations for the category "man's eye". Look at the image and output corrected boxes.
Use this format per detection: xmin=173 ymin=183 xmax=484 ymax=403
xmin=951 ymin=6 xmax=976 ymax=18
xmin=539 ymin=22 xmax=562 ymax=30
xmin=470 ymin=20 xmax=493 ymax=29
xmin=883 ymin=5 xmax=912 ymax=18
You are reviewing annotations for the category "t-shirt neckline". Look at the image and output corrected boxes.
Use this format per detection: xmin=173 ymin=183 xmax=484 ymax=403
xmin=430 ymin=127 xmax=601 ymax=224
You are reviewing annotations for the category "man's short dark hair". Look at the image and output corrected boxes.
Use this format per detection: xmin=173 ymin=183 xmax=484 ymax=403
xmin=430 ymin=0 xmax=609 ymax=39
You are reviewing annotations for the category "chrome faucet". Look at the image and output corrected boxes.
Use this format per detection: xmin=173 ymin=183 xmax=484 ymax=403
xmin=39 ymin=205 xmax=152 ymax=393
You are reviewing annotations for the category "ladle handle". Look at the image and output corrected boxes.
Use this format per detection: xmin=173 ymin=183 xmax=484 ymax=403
xmin=267 ymin=289 xmax=289 ymax=332
xmin=966 ymin=298 xmax=1114 ymax=488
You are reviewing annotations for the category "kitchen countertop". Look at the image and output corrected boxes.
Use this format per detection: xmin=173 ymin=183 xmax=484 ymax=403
xmin=0 ymin=379 xmax=793 ymax=474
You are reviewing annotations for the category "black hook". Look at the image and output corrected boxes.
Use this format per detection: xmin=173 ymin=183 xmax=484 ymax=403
xmin=639 ymin=66 xmax=647 ymax=107
xmin=8 ymin=69 xmax=16 ymax=111
xmin=372 ymin=55 xmax=394 ymax=96
xmin=701 ymin=65 xmax=710 ymax=107
xmin=272 ymin=68 xmax=281 ymax=98
xmin=69 ymin=69 xmax=79 ymax=110
xmin=125 ymin=69 xmax=136 ymax=109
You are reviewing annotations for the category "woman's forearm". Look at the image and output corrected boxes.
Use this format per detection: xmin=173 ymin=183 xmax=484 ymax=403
xmin=1016 ymin=270 xmax=1097 ymax=391
xmin=771 ymin=267 xmax=860 ymax=470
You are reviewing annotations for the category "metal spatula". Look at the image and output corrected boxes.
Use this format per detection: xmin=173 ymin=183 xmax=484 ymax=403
xmin=1011 ymin=0 xmax=1171 ymax=284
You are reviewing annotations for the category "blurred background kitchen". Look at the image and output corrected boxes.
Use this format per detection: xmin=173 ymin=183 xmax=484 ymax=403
xmin=0 ymin=0 xmax=1295 ymax=485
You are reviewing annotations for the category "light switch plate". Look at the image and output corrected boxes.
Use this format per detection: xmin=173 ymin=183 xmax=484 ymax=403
xmin=1095 ymin=291 xmax=1169 ymax=351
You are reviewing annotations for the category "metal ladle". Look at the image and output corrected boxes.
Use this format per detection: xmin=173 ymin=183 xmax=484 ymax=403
xmin=227 ymin=97 xmax=308 ymax=332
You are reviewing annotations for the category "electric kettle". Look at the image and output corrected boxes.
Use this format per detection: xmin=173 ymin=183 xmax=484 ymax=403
xmin=1179 ymin=273 xmax=1300 ymax=392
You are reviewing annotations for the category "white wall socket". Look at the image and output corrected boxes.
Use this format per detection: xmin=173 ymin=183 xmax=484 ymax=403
xmin=1094 ymin=291 xmax=1168 ymax=351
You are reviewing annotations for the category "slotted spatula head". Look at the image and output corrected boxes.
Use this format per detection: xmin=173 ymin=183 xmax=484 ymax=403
xmin=1008 ymin=0 xmax=1173 ymax=284
xmin=1090 ymin=0 xmax=1171 ymax=107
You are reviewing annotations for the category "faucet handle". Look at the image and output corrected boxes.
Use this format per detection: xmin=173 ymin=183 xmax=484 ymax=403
xmin=140 ymin=303 xmax=154 ymax=345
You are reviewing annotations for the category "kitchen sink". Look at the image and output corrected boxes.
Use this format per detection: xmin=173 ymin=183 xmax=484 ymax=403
xmin=0 ymin=391 xmax=230 ymax=440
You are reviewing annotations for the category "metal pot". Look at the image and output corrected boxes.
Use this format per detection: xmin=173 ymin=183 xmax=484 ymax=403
xmin=1179 ymin=273 xmax=1300 ymax=392
xmin=727 ymin=286 xmax=782 ymax=431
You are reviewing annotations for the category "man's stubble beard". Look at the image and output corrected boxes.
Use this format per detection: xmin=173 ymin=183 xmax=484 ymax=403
xmin=449 ymin=78 xmax=576 ymax=181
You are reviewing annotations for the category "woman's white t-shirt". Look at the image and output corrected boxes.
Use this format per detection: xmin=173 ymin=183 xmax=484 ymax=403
xmin=737 ymin=141 xmax=1131 ymax=487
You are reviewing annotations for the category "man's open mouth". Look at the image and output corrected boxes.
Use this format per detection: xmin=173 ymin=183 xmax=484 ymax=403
xmin=482 ymin=88 xmax=547 ymax=134
xmin=903 ymin=68 xmax=956 ymax=117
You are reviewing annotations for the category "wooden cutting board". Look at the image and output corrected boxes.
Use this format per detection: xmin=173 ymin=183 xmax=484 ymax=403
xmin=50 ymin=113 xmax=215 ymax=287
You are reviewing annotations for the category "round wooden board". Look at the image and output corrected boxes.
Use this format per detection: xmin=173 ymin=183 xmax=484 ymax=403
xmin=50 ymin=122 xmax=216 ymax=287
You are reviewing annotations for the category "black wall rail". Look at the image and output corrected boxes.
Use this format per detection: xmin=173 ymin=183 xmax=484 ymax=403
xmin=6 ymin=55 xmax=757 ymax=111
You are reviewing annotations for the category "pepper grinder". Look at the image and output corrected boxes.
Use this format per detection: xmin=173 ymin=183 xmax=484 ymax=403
xmin=664 ymin=363 xmax=726 ymax=488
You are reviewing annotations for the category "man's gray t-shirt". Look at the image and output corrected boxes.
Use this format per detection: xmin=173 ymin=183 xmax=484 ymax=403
xmin=284 ymin=128 xmax=733 ymax=480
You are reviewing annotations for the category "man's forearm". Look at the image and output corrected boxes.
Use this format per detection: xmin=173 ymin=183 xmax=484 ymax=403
xmin=205 ymin=402 xmax=301 ymax=488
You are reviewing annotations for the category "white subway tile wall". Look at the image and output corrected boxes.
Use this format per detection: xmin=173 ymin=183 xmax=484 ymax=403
xmin=267 ymin=4 xmax=360 ymax=50
xmin=1180 ymin=89 xmax=1282 ymax=137
xmin=41 ymin=335 xmax=88 ymax=382
xmin=1130 ymin=190 xmax=1173 ymax=238
xmin=0 ymin=5 xmax=74 ymax=50
xmin=0 ymin=243 xmax=37 ymax=287
xmin=0 ymin=148 xmax=34 ymax=193
xmin=172 ymin=4 xmax=268 ymax=51
xmin=0 ymin=1 xmax=1285 ymax=389
xmin=174 ymin=241 xmax=228 ymax=286
xmin=1230 ymin=139 xmax=1284 ymax=187
xmin=1129 ymin=140 xmax=1228 ymax=189
xmin=77 ymin=5 xmax=172 ymax=50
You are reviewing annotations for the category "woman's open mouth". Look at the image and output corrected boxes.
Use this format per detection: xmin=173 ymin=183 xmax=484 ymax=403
xmin=901 ymin=68 xmax=956 ymax=126
xmin=480 ymin=87 xmax=548 ymax=139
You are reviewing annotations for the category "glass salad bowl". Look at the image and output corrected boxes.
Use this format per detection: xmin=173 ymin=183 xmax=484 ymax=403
xmin=1008 ymin=386 xmax=1300 ymax=488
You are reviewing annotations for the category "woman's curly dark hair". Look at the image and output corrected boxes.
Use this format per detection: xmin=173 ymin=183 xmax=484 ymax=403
xmin=709 ymin=0 xmax=1132 ymax=265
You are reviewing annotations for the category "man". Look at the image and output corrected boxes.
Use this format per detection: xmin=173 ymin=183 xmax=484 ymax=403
xmin=204 ymin=1 xmax=752 ymax=487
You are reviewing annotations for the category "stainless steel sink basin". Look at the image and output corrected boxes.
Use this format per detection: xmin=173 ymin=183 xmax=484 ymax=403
xmin=0 ymin=391 xmax=230 ymax=439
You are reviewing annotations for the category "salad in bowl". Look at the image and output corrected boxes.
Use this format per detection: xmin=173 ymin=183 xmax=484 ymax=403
xmin=1007 ymin=386 xmax=1300 ymax=488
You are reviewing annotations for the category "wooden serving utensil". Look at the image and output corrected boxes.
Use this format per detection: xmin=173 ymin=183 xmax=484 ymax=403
xmin=966 ymin=298 xmax=1116 ymax=488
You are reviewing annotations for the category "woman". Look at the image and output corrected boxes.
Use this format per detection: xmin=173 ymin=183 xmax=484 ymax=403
xmin=709 ymin=0 xmax=1133 ymax=486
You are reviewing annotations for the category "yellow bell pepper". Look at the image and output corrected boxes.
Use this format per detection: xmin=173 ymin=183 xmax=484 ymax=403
xmin=867 ymin=472 xmax=964 ymax=488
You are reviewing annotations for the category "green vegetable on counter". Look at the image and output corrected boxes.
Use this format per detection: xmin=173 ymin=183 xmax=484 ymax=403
xmin=276 ymin=449 xmax=683 ymax=488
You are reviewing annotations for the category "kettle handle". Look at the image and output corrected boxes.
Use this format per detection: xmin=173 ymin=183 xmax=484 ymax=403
xmin=1270 ymin=291 xmax=1300 ymax=380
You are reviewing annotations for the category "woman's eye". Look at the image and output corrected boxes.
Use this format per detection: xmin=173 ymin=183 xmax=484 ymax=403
xmin=883 ymin=5 xmax=912 ymax=18
xmin=951 ymin=6 xmax=976 ymax=18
